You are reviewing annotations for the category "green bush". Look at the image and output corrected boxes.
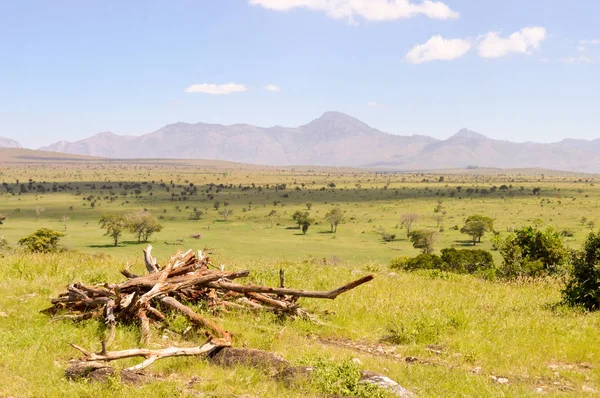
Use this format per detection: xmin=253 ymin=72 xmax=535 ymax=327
xmin=311 ymin=358 xmax=389 ymax=398
xmin=389 ymin=256 xmax=410 ymax=270
xmin=18 ymin=228 xmax=64 ymax=253
xmin=403 ymin=254 xmax=443 ymax=271
xmin=498 ymin=225 xmax=568 ymax=278
xmin=391 ymin=249 xmax=494 ymax=276
xmin=562 ymin=231 xmax=600 ymax=311
xmin=440 ymin=248 xmax=494 ymax=274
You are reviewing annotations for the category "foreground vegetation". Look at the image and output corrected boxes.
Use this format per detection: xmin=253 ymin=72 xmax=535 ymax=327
xmin=0 ymin=160 xmax=599 ymax=396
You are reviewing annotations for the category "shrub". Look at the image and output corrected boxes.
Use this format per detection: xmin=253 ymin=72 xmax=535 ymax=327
xmin=18 ymin=228 xmax=64 ymax=253
xmin=403 ymin=254 xmax=443 ymax=271
xmin=498 ymin=225 xmax=568 ymax=278
xmin=311 ymin=358 xmax=388 ymax=398
xmin=562 ymin=231 xmax=600 ymax=311
xmin=389 ymin=256 xmax=410 ymax=270
xmin=440 ymin=248 xmax=494 ymax=274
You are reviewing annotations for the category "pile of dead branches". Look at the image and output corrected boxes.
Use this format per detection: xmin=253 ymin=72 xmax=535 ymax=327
xmin=45 ymin=245 xmax=373 ymax=371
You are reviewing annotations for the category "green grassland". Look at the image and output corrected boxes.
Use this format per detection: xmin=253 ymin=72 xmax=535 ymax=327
xmin=0 ymin=159 xmax=599 ymax=397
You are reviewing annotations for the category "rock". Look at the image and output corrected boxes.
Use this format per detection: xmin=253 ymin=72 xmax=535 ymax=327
xmin=582 ymin=385 xmax=597 ymax=393
xmin=490 ymin=376 xmax=509 ymax=384
xmin=360 ymin=371 xmax=414 ymax=397
xmin=470 ymin=366 xmax=482 ymax=374
xmin=209 ymin=347 xmax=290 ymax=372
xmin=65 ymin=361 xmax=149 ymax=385
xmin=351 ymin=358 xmax=363 ymax=366
xmin=388 ymin=272 xmax=398 ymax=277
xmin=0 ymin=311 xmax=8 ymax=317
xmin=405 ymin=356 xmax=418 ymax=364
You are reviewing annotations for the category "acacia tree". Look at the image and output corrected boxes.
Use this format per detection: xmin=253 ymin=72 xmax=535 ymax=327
xmin=267 ymin=210 xmax=278 ymax=228
xmin=99 ymin=214 xmax=127 ymax=246
xmin=408 ymin=230 xmax=437 ymax=254
xmin=127 ymin=211 xmax=163 ymax=243
xmin=292 ymin=211 xmax=314 ymax=235
xmin=35 ymin=206 xmax=45 ymax=221
xmin=220 ymin=209 xmax=233 ymax=222
xmin=400 ymin=214 xmax=419 ymax=238
xmin=325 ymin=207 xmax=344 ymax=233
xmin=460 ymin=215 xmax=494 ymax=245
xmin=18 ymin=228 xmax=64 ymax=253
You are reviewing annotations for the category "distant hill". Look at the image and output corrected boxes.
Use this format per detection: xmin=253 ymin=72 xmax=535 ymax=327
xmin=0 ymin=137 xmax=22 ymax=149
xmin=39 ymin=112 xmax=600 ymax=172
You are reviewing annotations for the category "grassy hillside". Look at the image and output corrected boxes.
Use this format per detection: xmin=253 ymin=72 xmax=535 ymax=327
xmin=0 ymin=162 xmax=599 ymax=396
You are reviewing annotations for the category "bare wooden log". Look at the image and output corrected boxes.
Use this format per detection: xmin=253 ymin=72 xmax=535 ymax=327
xmin=103 ymin=299 xmax=116 ymax=348
xmin=159 ymin=296 xmax=231 ymax=341
xmin=143 ymin=244 xmax=159 ymax=273
xmin=70 ymin=339 xmax=225 ymax=371
xmin=206 ymin=275 xmax=374 ymax=300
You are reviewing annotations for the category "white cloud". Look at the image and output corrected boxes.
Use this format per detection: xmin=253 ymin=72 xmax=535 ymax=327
xmin=184 ymin=83 xmax=248 ymax=95
xmin=249 ymin=0 xmax=459 ymax=22
xmin=367 ymin=101 xmax=382 ymax=107
xmin=265 ymin=84 xmax=282 ymax=92
xmin=478 ymin=27 xmax=546 ymax=59
xmin=577 ymin=39 xmax=600 ymax=53
xmin=561 ymin=55 xmax=593 ymax=64
xmin=405 ymin=35 xmax=471 ymax=64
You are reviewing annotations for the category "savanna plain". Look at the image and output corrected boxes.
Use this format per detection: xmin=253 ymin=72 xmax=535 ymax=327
xmin=1 ymin=154 xmax=599 ymax=397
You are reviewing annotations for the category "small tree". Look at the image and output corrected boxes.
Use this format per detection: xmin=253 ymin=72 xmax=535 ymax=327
xmin=408 ymin=230 xmax=437 ymax=254
xmin=325 ymin=207 xmax=344 ymax=233
xmin=127 ymin=211 xmax=163 ymax=243
xmin=61 ymin=215 xmax=70 ymax=232
xmin=189 ymin=209 xmax=204 ymax=220
xmin=460 ymin=215 xmax=494 ymax=245
xmin=498 ymin=225 xmax=568 ymax=278
xmin=220 ymin=209 xmax=233 ymax=221
xmin=400 ymin=214 xmax=419 ymax=238
xmin=0 ymin=213 xmax=5 ymax=226
xmin=306 ymin=202 xmax=313 ymax=210
xmin=268 ymin=210 xmax=278 ymax=228
xmin=292 ymin=211 xmax=313 ymax=235
xmin=18 ymin=228 xmax=64 ymax=253
xmin=213 ymin=201 xmax=221 ymax=211
xmin=35 ymin=206 xmax=45 ymax=221
xmin=99 ymin=214 xmax=127 ymax=246
xmin=433 ymin=214 xmax=444 ymax=228
xmin=563 ymin=231 xmax=600 ymax=311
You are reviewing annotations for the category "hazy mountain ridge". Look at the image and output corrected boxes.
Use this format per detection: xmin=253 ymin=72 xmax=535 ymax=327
xmin=38 ymin=112 xmax=600 ymax=172
xmin=0 ymin=137 xmax=22 ymax=149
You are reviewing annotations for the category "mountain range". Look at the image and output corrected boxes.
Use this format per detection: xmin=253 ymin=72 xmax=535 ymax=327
xmin=4 ymin=112 xmax=600 ymax=172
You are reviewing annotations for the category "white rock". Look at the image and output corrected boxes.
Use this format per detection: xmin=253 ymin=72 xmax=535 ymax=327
xmin=352 ymin=358 xmax=363 ymax=366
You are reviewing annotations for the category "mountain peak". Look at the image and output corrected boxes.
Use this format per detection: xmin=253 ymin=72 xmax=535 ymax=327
xmin=451 ymin=128 xmax=487 ymax=140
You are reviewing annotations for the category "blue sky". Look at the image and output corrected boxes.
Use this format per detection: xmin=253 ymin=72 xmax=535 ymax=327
xmin=1 ymin=0 xmax=599 ymax=148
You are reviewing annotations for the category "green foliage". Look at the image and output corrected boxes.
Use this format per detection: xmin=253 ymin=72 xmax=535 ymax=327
xmin=460 ymin=215 xmax=494 ymax=245
xmin=17 ymin=228 xmax=64 ymax=253
xmin=408 ymin=230 xmax=437 ymax=254
xmin=389 ymin=256 xmax=410 ymax=270
xmin=324 ymin=206 xmax=344 ymax=233
xmin=98 ymin=214 xmax=127 ymax=246
xmin=392 ymin=249 xmax=494 ymax=275
xmin=563 ymin=231 xmax=600 ymax=311
xmin=498 ymin=225 xmax=568 ymax=278
xmin=311 ymin=358 xmax=390 ymax=398
xmin=401 ymin=253 xmax=444 ymax=271
xmin=440 ymin=248 xmax=494 ymax=274
xmin=126 ymin=211 xmax=163 ymax=242
xmin=189 ymin=209 xmax=204 ymax=220
xmin=292 ymin=211 xmax=314 ymax=234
